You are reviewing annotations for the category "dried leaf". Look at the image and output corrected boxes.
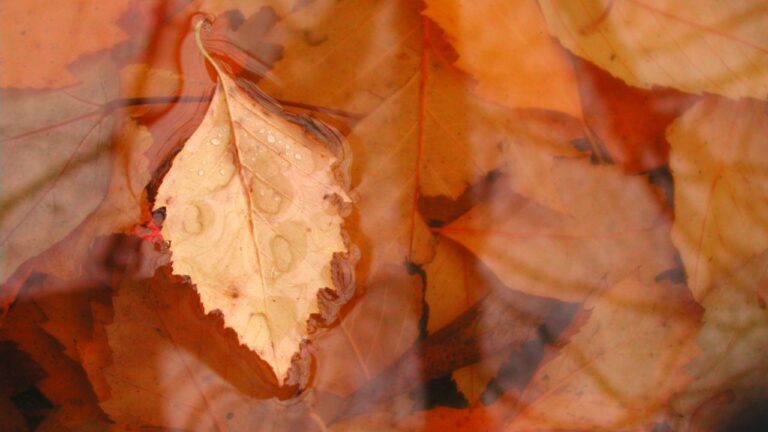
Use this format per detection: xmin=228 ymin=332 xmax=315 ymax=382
xmin=669 ymin=97 xmax=768 ymax=301
xmin=424 ymin=0 xmax=582 ymax=117
xmin=437 ymin=158 xmax=675 ymax=302
xmin=154 ymin=21 xmax=354 ymax=384
xmin=538 ymin=0 xmax=768 ymax=99
xmin=0 ymin=0 xmax=132 ymax=89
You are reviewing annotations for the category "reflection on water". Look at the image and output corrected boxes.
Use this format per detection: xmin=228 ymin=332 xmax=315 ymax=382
xmin=1 ymin=0 xmax=767 ymax=431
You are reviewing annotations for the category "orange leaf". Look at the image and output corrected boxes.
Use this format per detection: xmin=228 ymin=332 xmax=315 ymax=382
xmin=0 ymin=0 xmax=132 ymax=89
xmin=94 ymin=265 xmax=321 ymax=431
xmin=424 ymin=0 xmax=582 ymax=117
xmin=437 ymin=158 xmax=675 ymax=302
xmin=575 ymin=57 xmax=698 ymax=172
xmin=506 ymin=279 xmax=701 ymax=430
xmin=538 ymin=0 xmax=768 ymax=99
xmin=672 ymin=251 xmax=768 ymax=430
xmin=669 ymin=97 xmax=768 ymax=302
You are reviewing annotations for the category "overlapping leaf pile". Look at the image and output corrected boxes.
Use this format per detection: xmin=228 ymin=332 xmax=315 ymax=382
xmin=1 ymin=0 xmax=767 ymax=431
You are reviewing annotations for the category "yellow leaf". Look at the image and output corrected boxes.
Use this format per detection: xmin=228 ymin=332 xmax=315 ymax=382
xmin=668 ymin=97 xmax=768 ymax=301
xmin=154 ymin=20 xmax=354 ymax=384
xmin=424 ymin=0 xmax=582 ymax=117
xmin=538 ymin=0 xmax=768 ymax=99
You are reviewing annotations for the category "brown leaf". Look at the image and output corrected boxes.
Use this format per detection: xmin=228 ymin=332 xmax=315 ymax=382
xmin=0 ymin=284 xmax=110 ymax=430
xmin=396 ymin=279 xmax=700 ymax=431
xmin=423 ymin=239 xmax=511 ymax=404
xmin=330 ymin=283 xmax=571 ymax=422
xmin=312 ymin=273 xmax=424 ymax=397
xmin=154 ymin=19 xmax=355 ymax=384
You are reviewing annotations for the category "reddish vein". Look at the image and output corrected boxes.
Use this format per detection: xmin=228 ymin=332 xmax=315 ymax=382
xmin=407 ymin=17 xmax=430 ymax=261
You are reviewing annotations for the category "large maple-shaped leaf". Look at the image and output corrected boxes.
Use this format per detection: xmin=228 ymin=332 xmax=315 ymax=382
xmin=437 ymin=157 xmax=675 ymax=302
xmin=154 ymin=21 xmax=354 ymax=384
xmin=424 ymin=0 xmax=582 ymax=117
xmin=669 ymin=97 xmax=768 ymax=302
xmin=537 ymin=0 xmax=768 ymax=99
xmin=0 ymin=0 xmax=133 ymax=89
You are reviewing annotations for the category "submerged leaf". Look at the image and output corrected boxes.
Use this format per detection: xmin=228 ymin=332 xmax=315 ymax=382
xmin=92 ymin=264 xmax=319 ymax=431
xmin=538 ymin=0 xmax=768 ymax=99
xmin=672 ymin=251 xmax=768 ymax=430
xmin=0 ymin=53 xmax=118 ymax=289
xmin=154 ymin=20 xmax=354 ymax=384
xmin=424 ymin=0 xmax=582 ymax=117
xmin=0 ymin=0 xmax=132 ymax=89
xmin=507 ymin=279 xmax=701 ymax=430
xmin=437 ymin=158 xmax=675 ymax=302
xmin=669 ymin=97 xmax=768 ymax=302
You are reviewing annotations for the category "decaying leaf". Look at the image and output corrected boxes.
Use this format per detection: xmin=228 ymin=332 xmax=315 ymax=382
xmin=437 ymin=157 xmax=676 ymax=302
xmin=668 ymin=97 xmax=768 ymax=301
xmin=423 ymin=0 xmax=582 ymax=117
xmin=154 ymin=19 xmax=355 ymax=384
xmin=538 ymin=0 xmax=768 ymax=100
